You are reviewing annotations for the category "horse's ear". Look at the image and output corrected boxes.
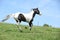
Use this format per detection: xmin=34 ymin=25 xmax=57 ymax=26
xmin=33 ymin=9 xmax=35 ymax=10
xmin=36 ymin=8 xmax=38 ymax=9
xmin=33 ymin=8 xmax=38 ymax=10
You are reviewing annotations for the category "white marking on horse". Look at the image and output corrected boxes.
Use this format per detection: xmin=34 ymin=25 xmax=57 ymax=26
xmin=2 ymin=8 xmax=42 ymax=32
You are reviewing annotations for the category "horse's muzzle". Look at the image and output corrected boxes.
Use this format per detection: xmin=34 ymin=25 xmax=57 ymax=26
xmin=39 ymin=12 xmax=42 ymax=16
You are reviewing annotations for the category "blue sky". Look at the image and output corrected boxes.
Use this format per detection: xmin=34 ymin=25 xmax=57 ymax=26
xmin=0 ymin=0 xmax=60 ymax=28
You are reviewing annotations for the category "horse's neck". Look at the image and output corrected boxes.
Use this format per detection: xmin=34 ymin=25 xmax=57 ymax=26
xmin=31 ymin=10 xmax=36 ymax=17
xmin=29 ymin=10 xmax=34 ymax=16
xmin=29 ymin=10 xmax=36 ymax=19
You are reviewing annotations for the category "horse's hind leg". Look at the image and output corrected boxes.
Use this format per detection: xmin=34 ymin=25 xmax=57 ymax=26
xmin=16 ymin=20 xmax=22 ymax=32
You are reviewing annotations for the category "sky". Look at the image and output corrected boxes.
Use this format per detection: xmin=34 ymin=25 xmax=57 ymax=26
xmin=0 ymin=0 xmax=60 ymax=28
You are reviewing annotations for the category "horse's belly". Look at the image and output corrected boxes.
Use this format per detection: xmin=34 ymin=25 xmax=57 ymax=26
xmin=26 ymin=18 xmax=31 ymax=22
xmin=25 ymin=16 xmax=32 ymax=23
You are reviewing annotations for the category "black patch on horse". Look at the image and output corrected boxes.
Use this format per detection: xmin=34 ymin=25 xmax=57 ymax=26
xmin=29 ymin=8 xmax=39 ymax=27
xmin=18 ymin=14 xmax=26 ymax=22
xmin=30 ymin=8 xmax=39 ymax=23
xmin=29 ymin=11 xmax=36 ymax=28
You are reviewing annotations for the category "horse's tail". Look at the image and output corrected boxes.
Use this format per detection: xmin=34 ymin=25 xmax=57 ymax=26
xmin=2 ymin=14 xmax=14 ymax=22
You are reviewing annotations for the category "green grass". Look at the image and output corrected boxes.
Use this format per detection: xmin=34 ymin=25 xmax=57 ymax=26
xmin=0 ymin=23 xmax=60 ymax=40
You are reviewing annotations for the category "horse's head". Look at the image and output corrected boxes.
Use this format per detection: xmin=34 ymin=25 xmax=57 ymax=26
xmin=33 ymin=8 xmax=42 ymax=16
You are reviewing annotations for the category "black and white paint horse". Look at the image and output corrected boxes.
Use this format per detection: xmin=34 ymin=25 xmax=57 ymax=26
xmin=2 ymin=8 xmax=42 ymax=32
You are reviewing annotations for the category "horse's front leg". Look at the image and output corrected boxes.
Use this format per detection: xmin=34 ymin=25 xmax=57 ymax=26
xmin=29 ymin=22 xmax=33 ymax=31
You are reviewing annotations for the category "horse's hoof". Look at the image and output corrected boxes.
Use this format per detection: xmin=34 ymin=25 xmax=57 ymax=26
xmin=19 ymin=30 xmax=23 ymax=32
xmin=25 ymin=27 xmax=27 ymax=29
xmin=30 ymin=29 xmax=31 ymax=31
xmin=20 ymin=30 xmax=23 ymax=32
xmin=19 ymin=29 xmax=23 ymax=32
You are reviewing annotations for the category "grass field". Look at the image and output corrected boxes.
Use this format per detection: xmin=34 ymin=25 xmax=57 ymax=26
xmin=0 ymin=23 xmax=60 ymax=40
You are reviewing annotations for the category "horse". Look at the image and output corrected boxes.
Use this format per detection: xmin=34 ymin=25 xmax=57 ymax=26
xmin=2 ymin=8 xmax=42 ymax=32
